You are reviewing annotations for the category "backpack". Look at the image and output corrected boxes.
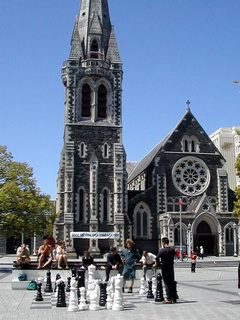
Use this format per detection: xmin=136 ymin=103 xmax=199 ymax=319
xmin=27 ymin=280 xmax=38 ymax=290
xmin=18 ymin=273 xmax=27 ymax=281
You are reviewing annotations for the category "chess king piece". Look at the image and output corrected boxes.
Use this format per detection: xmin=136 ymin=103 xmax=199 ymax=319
xmin=99 ymin=282 xmax=107 ymax=307
xmin=79 ymin=287 xmax=88 ymax=310
xmin=88 ymin=280 xmax=100 ymax=311
xmin=155 ymin=273 xmax=164 ymax=302
xmin=112 ymin=274 xmax=124 ymax=311
xmin=35 ymin=282 xmax=43 ymax=301
xmin=56 ymin=280 xmax=67 ymax=307
xmin=68 ymin=278 xmax=79 ymax=312
xmin=139 ymin=277 xmax=146 ymax=295
xmin=45 ymin=270 xmax=53 ymax=293
xmin=147 ymin=280 xmax=154 ymax=299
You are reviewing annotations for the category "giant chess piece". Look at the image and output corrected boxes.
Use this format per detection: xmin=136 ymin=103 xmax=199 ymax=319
xmin=88 ymin=280 xmax=100 ymax=311
xmin=99 ymin=282 xmax=107 ymax=307
xmin=45 ymin=270 xmax=53 ymax=293
xmin=112 ymin=274 xmax=124 ymax=311
xmin=147 ymin=280 xmax=154 ymax=299
xmin=54 ymin=274 xmax=61 ymax=292
xmin=106 ymin=285 xmax=113 ymax=310
xmin=139 ymin=277 xmax=146 ymax=295
xmin=77 ymin=269 xmax=85 ymax=288
xmin=79 ymin=287 xmax=88 ymax=310
xmin=56 ymin=280 xmax=67 ymax=307
xmin=152 ymin=276 xmax=157 ymax=295
xmin=66 ymin=276 xmax=71 ymax=292
xmin=88 ymin=264 xmax=96 ymax=285
xmin=68 ymin=278 xmax=79 ymax=312
xmin=35 ymin=282 xmax=43 ymax=301
xmin=155 ymin=273 xmax=164 ymax=302
xmin=71 ymin=268 xmax=77 ymax=278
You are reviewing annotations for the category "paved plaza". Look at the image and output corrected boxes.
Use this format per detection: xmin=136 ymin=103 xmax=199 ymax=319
xmin=0 ymin=256 xmax=239 ymax=320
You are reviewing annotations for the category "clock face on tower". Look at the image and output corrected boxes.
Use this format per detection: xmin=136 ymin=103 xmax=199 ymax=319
xmin=172 ymin=156 xmax=210 ymax=196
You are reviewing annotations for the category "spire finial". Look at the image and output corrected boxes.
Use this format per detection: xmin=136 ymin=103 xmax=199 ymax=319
xmin=186 ymin=100 xmax=191 ymax=111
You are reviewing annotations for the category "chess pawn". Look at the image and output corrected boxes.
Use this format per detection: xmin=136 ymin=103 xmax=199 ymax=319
xmin=152 ymin=276 xmax=157 ymax=295
xmin=112 ymin=274 xmax=124 ymax=311
xmin=45 ymin=270 xmax=53 ymax=293
xmin=139 ymin=277 xmax=146 ymax=295
xmin=35 ymin=282 xmax=43 ymax=301
xmin=66 ymin=276 xmax=71 ymax=292
xmin=155 ymin=273 xmax=164 ymax=302
xmin=79 ymin=287 xmax=88 ymax=310
xmin=68 ymin=278 xmax=79 ymax=312
xmin=106 ymin=285 xmax=113 ymax=310
xmin=147 ymin=280 xmax=154 ymax=299
xmin=88 ymin=280 xmax=100 ymax=311
xmin=56 ymin=281 xmax=67 ymax=307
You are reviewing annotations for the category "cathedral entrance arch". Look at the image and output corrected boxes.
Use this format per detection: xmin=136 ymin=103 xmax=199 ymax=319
xmin=193 ymin=213 xmax=219 ymax=255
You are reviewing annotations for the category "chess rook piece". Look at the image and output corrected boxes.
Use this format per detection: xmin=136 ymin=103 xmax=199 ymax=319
xmin=147 ymin=280 xmax=154 ymax=299
xmin=77 ymin=269 xmax=85 ymax=288
xmin=54 ymin=274 xmax=61 ymax=292
xmin=155 ymin=273 xmax=164 ymax=302
xmin=139 ymin=277 xmax=146 ymax=295
xmin=112 ymin=274 xmax=124 ymax=311
xmin=56 ymin=281 xmax=67 ymax=307
xmin=99 ymin=282 xmax=107 ymax=307
xmin=68 ymin=278 xmax=79 ymax=312
xmin=45 ymin=270 xmax=53 ymax=293
xmin=35 ymin=282 xmax=43 ymax=301
xmin=66 ymin=276 xmax=71 ymax=292
xmin=79 ymin=287 xmax=88 ymax=310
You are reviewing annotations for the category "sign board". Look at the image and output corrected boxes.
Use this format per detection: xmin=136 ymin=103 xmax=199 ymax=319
xmin=70 ymin=232 xmax=120 ymax=239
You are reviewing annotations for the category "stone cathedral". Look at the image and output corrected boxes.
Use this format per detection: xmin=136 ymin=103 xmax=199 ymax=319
xmin=55 ymin=0 xmax=128 ymax=255
xmin=55 ymin=0 xmax=239 ymax=256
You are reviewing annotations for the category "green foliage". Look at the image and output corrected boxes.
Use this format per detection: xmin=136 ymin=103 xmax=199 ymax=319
xmin=0 ymin=145 xmax=56 ymax=237
xmin=234 ymin=134 xmax=240 ymax=218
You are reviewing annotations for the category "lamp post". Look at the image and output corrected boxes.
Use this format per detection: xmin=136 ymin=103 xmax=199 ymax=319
xmin=188 ymin=223 xmax=192 ymax=257
xmin=178 ymin=198 xmax=184 ymax=261
xmin=233 ymin=223 xmax=238 ymax=257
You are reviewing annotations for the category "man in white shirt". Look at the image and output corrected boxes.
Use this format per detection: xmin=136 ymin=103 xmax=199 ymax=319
xmin=140 ymin=251 xmax=156 ymax=280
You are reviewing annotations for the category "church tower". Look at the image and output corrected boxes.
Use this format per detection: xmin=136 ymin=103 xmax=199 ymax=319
xmin=55 ymin=0 xmax=127 ymax=254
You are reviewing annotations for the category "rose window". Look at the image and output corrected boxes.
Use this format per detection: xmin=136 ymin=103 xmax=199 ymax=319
xmin=172 ymin=157 xmax=210 ymax=196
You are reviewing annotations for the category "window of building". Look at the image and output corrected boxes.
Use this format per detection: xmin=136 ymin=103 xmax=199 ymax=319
xmin=182 ymin=136 xmax=200 ymax=153
xmin=79 ymin=142 xmax=86 ymax=158
xmin=81 ymin=84 xmax=91 ymax=117
xmin=225 ymin=225 xmax=233 ymax=242
xmin=103 ymin=143 xmax=109 ymax=159
xmin=102 ymin=189 xmax=109 ymax=222
xmin=90 ymin=39 xmax=99 ymax=58
xmin=98 ymin=85 xmax=107 ymax=118
xmin=133 ymin=203 xmax=151 ymax=239
xmin=77 ymin=188 xmax=86 ymax=223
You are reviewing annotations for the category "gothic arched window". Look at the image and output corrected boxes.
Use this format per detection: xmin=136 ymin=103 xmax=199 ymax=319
xmin=225 ymin=225 xmax=233 ymax=243
xmin=81 ymin=84 xmax=91 ymax=117
xmin=79 ymin=142 xmax=86 ymax=158
xmin=133 ymin=203 xmax=151 ymax=239
xmin=98 ymin=85 xmax=107 ymax=118
xmin=103 ymin=143 xmax=109 ymax=159
xmin=102 ymin=189 xmax=109 ymax=222
xmin=76 ymin=188 xmax=86 ymax=223
xmin=90 ymin=39 xmax=99 ymax=58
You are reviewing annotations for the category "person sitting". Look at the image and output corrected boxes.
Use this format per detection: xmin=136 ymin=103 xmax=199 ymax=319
xmin=37 ymin=238 xmax=53 ymax=269
xmin=140 ymin=250 xmax=156 ymax=280
xmin=16 ymin=243 xmax=31 ymax=267
xmin=105 ymin=247 xmax=123 ymax=281
xmin=55 ymin=240 xmax=69 ymax=269
xmin=82 ymin=250 xmax=94 ymax=270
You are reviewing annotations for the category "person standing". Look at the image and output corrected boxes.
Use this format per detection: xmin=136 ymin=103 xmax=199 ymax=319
xmin=200 ymin=246 xmax=204 ymax=259
xmin=190 ymin=250 xmax=197 ymax=273
xmin=140 ymin=250 xmax=156 ymax=280
xmin=155 ymin=237 xmax=176 ymax=304
xmin=105 ymin=247 xmax=123 ymax=281
xmin=121 ymin=239 xmax=141 ymax=293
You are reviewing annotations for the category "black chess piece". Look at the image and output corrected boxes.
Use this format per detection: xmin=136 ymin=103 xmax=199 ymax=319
xmin=147 ymin=280 xmax=154 ymax=299
xmin=75 ymin=276 xmax=80 ymax=302
xmin=54 ymin=274 xmax=61 ymax=292
xmin=77 ymin=269 xmax=85 ymax=288
xmin=71 ymin=268 xmax=77 ymax=278
xmin=66 ymin=276 xmax=71 ymax=292
xmin=45 ymin=270 xmax=53 ymax=293
xmin=56 ymin=281 xmax=67 ymax=307
xmin=99 ymin=282 xmax=107 ymax=306
xmin=35 ymin=282 xmax=43 ymax=301
xmin=155 ymin=273 xmax=164 ymax=302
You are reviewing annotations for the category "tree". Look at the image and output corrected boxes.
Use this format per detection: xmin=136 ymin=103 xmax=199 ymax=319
xmin=234 ymin=152 xmax=240 ymax=218
xmin=0 ymin=145 xmax=55 ymax=238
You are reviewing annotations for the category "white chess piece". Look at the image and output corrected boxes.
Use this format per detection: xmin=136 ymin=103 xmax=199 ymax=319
xmin=139 ymin=277 xmax=146 ymax=295
xmin=152 ymin=276 xmax=156 ymax=295
xmin=112 ymin=274 xmax=124 ymax=311
xmin=79 ymin=287 xmax=88 ymax=310
xmin=106 ymin=285 xmax=113 ymax=310
xmin=68 ymin=278 xmax=79 ymax=312
xmin=88 ymin=280 xmax=100 ymax=311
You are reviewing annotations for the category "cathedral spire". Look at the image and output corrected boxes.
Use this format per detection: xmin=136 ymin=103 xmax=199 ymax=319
xmin=77 ymin=0 xmax=112 ymax=60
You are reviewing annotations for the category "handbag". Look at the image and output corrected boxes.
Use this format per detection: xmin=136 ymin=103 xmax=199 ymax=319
xmin=18 ymin=273 xmax=27 ymax=281
xmin=27 ymin=280 xmax=38 ymax=290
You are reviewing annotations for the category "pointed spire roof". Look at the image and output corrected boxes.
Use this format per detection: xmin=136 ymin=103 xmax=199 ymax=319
xmin=89 ymin=11 xmax=102 ymax=34
xmin=106 ymin=27 xmax=122 ymax=63
xmin=69 ymin=18 xmax=83 ymax=60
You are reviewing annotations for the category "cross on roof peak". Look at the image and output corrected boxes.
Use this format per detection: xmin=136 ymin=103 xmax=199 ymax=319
xmin=186 ymin=100 xmax=191 ymax=111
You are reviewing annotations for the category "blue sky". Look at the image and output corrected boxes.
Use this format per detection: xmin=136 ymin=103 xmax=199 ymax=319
xmin=0 ymin=0 xmax=240 ymax=199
